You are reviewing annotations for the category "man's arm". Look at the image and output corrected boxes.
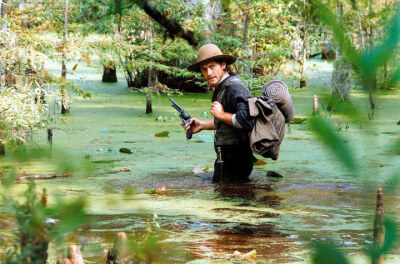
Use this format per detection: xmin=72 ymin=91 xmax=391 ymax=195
xmin=183 ymin=118 xmax=215 ymax=135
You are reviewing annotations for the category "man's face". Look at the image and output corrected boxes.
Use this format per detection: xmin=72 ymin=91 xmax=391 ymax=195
xmin=200 ymin=61 xmax=226 ymax=86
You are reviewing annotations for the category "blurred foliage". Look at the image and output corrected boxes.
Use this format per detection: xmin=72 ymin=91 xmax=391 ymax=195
xmin=0 ymin=180 xmax=87 ymax=264
xmin=1 ymin=0 xmax=400 ymax=262
xmin=0 ymin=145 xmax=93 ymax=263
xmin=307 ymin=1 xmax=400 ymax=263
xmin=308 ymin=116 xmax=357 ymax=173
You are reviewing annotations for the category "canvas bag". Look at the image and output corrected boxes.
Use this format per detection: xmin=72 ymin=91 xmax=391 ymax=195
xmin=248 ymin=80 xmax=295 ymax=160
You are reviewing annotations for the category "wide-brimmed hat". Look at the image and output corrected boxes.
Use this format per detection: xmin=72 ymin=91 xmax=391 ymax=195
xmin=187 ymin=44 xmax=236 ymax=72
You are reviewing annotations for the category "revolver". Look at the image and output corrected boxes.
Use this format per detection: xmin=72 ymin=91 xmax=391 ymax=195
xmin=169 ymin=98 xmax=193 ymax=139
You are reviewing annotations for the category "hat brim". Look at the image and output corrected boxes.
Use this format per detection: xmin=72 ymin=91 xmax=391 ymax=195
xmin=187 ymin=55 xmax=237 ymax=72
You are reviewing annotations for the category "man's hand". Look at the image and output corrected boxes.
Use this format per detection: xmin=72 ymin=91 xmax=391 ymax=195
xmin=180 ymin=118 xmax=215 ymax=135
xmin=210 ymin=102 xmax=233 ymax=125
xmin=181 ymin=118 xmax=202 ymax=135
xmin=210 ymin=101 xmax=225 ymax=119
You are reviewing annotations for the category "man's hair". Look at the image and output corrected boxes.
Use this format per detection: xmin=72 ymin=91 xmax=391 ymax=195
xmin=215 ymin=59 xmax=234 ymax=74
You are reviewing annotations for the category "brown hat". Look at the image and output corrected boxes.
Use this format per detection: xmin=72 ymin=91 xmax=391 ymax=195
xmin=187 ymin=44 xmax=237 ymax=72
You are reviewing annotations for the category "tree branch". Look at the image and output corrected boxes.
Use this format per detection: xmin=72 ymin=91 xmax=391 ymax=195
xmin=131 ymin=0 xmax=198 ymax=47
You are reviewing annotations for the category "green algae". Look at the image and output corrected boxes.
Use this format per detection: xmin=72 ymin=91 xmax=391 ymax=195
xmin=1 ymin=59 xmax=400 ymax=263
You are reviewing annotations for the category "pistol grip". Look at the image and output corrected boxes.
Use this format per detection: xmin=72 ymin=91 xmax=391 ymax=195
xmin=186 ymin=126 xmax=193 ymax=139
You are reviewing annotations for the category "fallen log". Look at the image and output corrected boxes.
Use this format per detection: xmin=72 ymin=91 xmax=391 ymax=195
xmin=17 ymin=173 xmax=72 ymax=182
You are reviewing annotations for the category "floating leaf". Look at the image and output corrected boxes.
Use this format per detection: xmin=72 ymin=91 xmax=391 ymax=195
xmin=155 ymin=131 xmax=169 ymax=137
xmin=291 ymin=117 xmax=307 ymax=124
xmin=193 ymin=167 xmax=205 ymax=174
xmin=119 ymin=148 xmax=133 ymax=154
xmin=266 ymin=171 xmax=283 ymax=178
xmin=397 ymin=120 xmax=400 ymax=125
xmin=72 ymin=64 xmax=78 ymax=71
xmin=120 ymin=168 xmax=131 ymax=172
xmin=254 ymin=159 xmax=267 ymax=165
xmin=243 ymin=249 xmax=257 ymax=260
xmin=203 ymin=165 xmax=210 ymax=172
xmin=146 ymin=186 xmax=167 ymax=195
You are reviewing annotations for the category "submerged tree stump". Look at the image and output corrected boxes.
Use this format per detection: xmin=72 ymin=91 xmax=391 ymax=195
xmin=106 ymin=232 xmax=130 ymax=264
xmin=300 ymin=79 xmax=307 ymax=88
xmin=70 ymin=245 xmax=85 ymax=264
xmin=57 ymin=258 xmax=72 ymax=264
xmin=313 ymin=95 xmax=319 ymax=115
xmin=102 ymin=64 xmax=118 ymax=83
xmin=373 ymin=188 xmax=385 ymax=264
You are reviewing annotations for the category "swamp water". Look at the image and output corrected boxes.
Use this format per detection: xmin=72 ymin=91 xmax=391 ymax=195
xmin=1 ymin=60 xmax=400 ymax=263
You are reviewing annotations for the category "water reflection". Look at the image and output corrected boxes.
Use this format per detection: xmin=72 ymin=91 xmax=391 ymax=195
xmin=214 ymin=183 xmax=283 ymax=208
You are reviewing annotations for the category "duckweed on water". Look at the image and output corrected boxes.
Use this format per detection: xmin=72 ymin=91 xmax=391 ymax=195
xmin=1 ymin=60 xmax=400 ymax=263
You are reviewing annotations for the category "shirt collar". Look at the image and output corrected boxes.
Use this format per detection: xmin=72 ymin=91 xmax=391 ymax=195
xmin=217 ymin=72 xmax=230 ymax=85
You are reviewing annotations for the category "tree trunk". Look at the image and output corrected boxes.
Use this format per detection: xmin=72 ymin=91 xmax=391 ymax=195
xmin=146 ymin=20 xmax=153 ymax=114
xmin=300 ymin=0 xmax=307 ymax=88
xmin=243 ymin=0 xmax=251 ymax=75
xmin=0 ymin=0 xmax=7 ymax=89
xmin=125 ymin=70 xmax=135 ymax=87
xmin=61 ymin=0 xmax=70 ymax=114
xmin=137 ymin=0 xmax=198 ymax=47
xmin=102 ymin=63 xmax=118 ymax=83
xmin=0 ymin=143 xmax=5 ymax=155
xmin=40 ymin=60 xmax=46 ymax=104
xmin=0 ymin=0 xmax=7 ymax=17
xmin=146 ymin=92 xmax=152 ymax=114
xmin=357 ymin=10 xmax=365 ymax=50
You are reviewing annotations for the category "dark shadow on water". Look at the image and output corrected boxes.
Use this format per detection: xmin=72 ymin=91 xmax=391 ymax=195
xmin=214 ymin=183 xmax=283 ymax=208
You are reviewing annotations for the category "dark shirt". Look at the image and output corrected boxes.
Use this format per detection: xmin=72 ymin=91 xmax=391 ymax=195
xmin=212 ymin=73 xmax=256 ymax=145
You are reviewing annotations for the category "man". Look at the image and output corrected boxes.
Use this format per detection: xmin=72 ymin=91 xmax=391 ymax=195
xmin=184 ymin=44 xmax=256 ymax=183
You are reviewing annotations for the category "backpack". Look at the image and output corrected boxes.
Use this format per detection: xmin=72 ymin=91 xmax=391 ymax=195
xmin=248 ymin=80 xmax=295 ymax=160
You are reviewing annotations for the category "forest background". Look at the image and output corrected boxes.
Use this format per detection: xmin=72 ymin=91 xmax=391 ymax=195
xmin=1 ymin=0 xmax=398 ymax=144
xmin=0 ymin=0 xmax=400 ymax=263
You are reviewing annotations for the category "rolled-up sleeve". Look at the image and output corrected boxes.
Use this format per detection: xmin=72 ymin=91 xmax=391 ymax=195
xmin=224 ymin=84 xmax=256 ymax=131
xmin=235 ymin=96 xmax=256 ymax=130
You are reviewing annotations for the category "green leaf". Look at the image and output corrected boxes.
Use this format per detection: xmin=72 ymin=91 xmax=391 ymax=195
xmin=368 ymin=219 xmax=398 ymax=261
xmin=2 ymin=168 xmax=17 ymax=188
xmin=385 ymin=171 xmax=400 ymax=193
xmin=389 ymin=65 xmax=400 ymax=86
xmin=311 ymin=241 xmax=350 ymax=264
xmin=49 ymin=195 xmax=87 ymax=243
xmin=155 ymin=131 xmax=169 ymax=137
xmin=360 ymin=10 xmax=400 ymax=79
xmin=310 ymin=0 xmax=360 ymax=68
xmin=309 ymin=116 xmax=357 ymax=173
xmin=290 ymin=117 xmax=307 ymax=124
xmin=119 ymin=147 xmax=133 ymax=154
